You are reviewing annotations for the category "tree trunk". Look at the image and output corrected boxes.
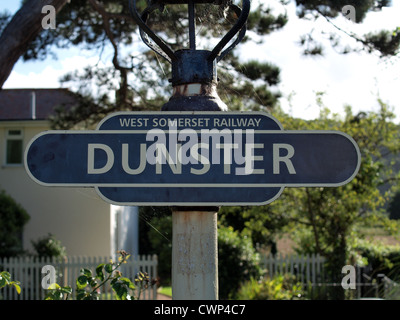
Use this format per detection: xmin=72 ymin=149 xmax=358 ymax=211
xmin=0 ymin=0 xmax=69 ymax=88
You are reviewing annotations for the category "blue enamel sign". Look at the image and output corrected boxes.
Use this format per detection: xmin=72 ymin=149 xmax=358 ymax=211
xmin=24 ymin=112 xmax=361 ymax=206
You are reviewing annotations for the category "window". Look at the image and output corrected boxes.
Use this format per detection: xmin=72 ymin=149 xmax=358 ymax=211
xmin=5 ymin=129 xmax=23 ymax=165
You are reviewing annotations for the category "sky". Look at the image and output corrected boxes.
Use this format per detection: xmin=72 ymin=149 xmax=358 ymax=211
xmin=1 ymin=0 xmax=400 ymax=122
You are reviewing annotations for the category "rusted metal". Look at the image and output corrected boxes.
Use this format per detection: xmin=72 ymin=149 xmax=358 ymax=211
xmin=162 ymin=82 xmax=227 ymax=112
xmin=162 ymin=50 xmax=227 ymax=111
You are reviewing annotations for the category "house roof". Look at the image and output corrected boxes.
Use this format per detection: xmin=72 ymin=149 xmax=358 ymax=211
xmin=0 ymin=88 xmax=77 ymax=121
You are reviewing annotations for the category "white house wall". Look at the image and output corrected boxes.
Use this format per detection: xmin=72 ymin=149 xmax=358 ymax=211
xmin=0 ymin=122 xmax=112 ymax=256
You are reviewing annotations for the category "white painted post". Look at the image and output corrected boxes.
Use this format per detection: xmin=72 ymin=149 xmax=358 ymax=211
xmin=171 ymin=210 xmax=218 ymax=300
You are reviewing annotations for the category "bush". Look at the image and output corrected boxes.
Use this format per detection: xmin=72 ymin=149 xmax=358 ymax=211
xmin=355 ymin=240 xmax=400 ymax=281
xmin=31 ymin=233 xmax=66 ymax=258
xmin=218 ymin=226 xmax=261 ymax=299
xmin=237 ymin=274 xmax=304 ymax=300
xmin=0 ymin=190 xmax=30 ymax=258
xmin=142 ymin=211 xmax=261 ymax=296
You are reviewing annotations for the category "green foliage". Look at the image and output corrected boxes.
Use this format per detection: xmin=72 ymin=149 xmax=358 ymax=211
xmin=237 ymin=274 xmax=304 ymax=300
xmin=235 ymin=60 xmax=280 ymax=86
xmin=9 ymin=0 xmax=396 ymax=129
xmin=31 ymin=233 xmax=67 ymax=259
xmin=219 ymin=205 xmax=288 ymax=252
xmin=269 ymin=102 xmax=400 ymax=299
xmin=44 ymin=250 xmax=153 ymax=300
xmin=44 ymin=283 xmax=72 ymax=301
xmin=247 ymin=4 xmax=288 ymax=34
xmin=296 ymin=0 xmax=374 ymax=22
xmin=140 ymin=208 xmax=172 ymax=285
xmin=354 ymin=240 xmax=400 ymax=281
xmin=295 ymin=0 xmax=399 ymax=56
xmin=74 ymin=251 xmax=135 ymax=300
xmin=388 ymin=191 xmax=400 ymax=220
xmin=0 ymin=271 xmax=21 ymax=295
xmin=218 ymin=226 xmax=261 ymax=299
xmin=364 ymin=28 xmax=400 ymax=57
xmin=1 ymin=252 xmax=154 ymax=300
xmin=0 ymin=190 xmax=30 ymax=258
xmin=3 ymin=0 xmax=399 ymax=128
xmin=23 ymin=0 xmax=287 ymax=128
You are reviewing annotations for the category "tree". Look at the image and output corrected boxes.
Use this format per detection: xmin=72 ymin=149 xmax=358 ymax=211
xmin=219 ymin=99 xmax=400 ymax=299
xmin=295 ymin=0 xmax=400 ymax=57
xmin=219 ymin=205 xmax=289 ymax=254
xmin=0 ymin=190 xmax=30 ymax=258
xmin=0 ymin=0 xmax=70 ymax=88
xmin=0 ymin=1 xmax=398 ymax=126
xmin=271 ymin=100 xmax=400 ymax=299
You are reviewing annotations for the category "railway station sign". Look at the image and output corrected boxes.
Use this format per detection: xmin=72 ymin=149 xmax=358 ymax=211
xmin=25 ymin=112 xmax=361 ymax=205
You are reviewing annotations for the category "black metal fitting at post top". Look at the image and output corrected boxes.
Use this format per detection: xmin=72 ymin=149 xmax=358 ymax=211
xmin=171 ymin=50 xmax=216 ymax=87
xmin=128 ymin=0 xmax=250 ymax=87
xmin=128 ymin=0 xmax=250 ymax=210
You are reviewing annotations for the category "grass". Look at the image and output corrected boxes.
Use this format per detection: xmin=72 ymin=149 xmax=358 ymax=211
xmin=158 ymin=286 xmax=172 ymax=297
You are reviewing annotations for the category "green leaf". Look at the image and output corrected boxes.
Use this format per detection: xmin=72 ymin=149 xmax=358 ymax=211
xmin=45 ymin=291 xmax=63 ymax=300
xmin=120 ymin=277 xmax=135 ymax=290
xmin=96 ymin=264 xmax=105 ymax=281
xmin=112 ymin=283 xmax=128 ymax=300
xmin=80 ymin=268 xmax=92 ymax=277
xmin=76 ymin=291 xmax=87 ymax=300
xmin=12 ymin=283 xmax=21 ymax=294
xmin=76 ymin=275 xmax=88 ymax=290
xmin=0 ymin=271 xmax=11 ymax=282
xmin=105 ymin=263 xmax=113 ymax=274
xmin=47 ymin=283 xmax=61 ymax=290
xmin=89 ymin=279 xmax=98 ymax=288
xmin=61 ymin=286 xmax=72 ymax=295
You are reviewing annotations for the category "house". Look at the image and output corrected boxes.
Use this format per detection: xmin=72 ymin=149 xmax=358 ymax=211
xmin=0 ymin=88 xmax=138 ymax=257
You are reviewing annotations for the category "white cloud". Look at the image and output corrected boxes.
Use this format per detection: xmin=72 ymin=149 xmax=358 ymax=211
xmin=4 ymin=54 xmax=110 ymax=90
xmin=3 ymin=0 xmax=399 ymax=122
xmin=239 ymin=1 xmax=400 ymax=122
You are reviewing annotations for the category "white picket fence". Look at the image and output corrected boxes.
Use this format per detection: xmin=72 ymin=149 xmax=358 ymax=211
xmin=260 ymin=253 xmax=326 ymax=285
xmin=0 ymin=255 xmax=158 ymax=300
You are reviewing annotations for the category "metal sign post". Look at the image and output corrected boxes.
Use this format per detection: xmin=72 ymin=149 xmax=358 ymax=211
xmin=128 ymin=0 xmax=250 ymax=300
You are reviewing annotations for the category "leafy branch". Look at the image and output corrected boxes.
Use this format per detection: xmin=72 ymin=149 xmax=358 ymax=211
xmin=45 ymin=250 xmax=154 ymax=300
xmin=0 ymin=271 xmax=21 ymax=295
